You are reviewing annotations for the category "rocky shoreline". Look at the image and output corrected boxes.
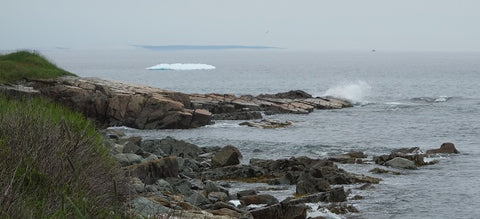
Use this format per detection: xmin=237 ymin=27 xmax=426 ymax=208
xmin=104 ymin=129 xmax=459 ymax=218
xmin=1 ymin=76 xmax=351 ymax=129
xmin=1 ymin=76 xmax=462 ymax=218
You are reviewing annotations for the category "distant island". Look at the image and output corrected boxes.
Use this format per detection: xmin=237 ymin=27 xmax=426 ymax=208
xmin=134 ymin=45 xmax=282 ymax=50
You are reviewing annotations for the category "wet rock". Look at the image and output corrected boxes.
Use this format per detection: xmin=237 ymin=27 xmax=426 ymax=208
xmin=257 ymin=90 xmax=313 ymax=99
xmin=212 ymin=145 xmax=242 ymax=167
xmin=385 ymin=157 xmax=417 ymax=169
xmin=357 ymin=183 xmax=375 ymax=190
xmin=213 ymin=111 xmax=262 ymax=120
xmin=236 ymin=190 xmax=257 ymax=198
xmin=126 ymin=156 xmax=179 ymax=184
xmin=426 ymin=142 xmax=459 ymax=154
xmin=205 ymin=181 xmax=229 ymax=195
xmin=324 ymin=187 xmax=347 ymax=202
xmin=240 ymin=194 xmax=279 ymax=206
xmin=369 ymin=168 xmax=402 ymax=175
xmin=239 ymin=119 xmax=292 ymax=129
xmin=296 ymin=173 xmax=330 ymax=195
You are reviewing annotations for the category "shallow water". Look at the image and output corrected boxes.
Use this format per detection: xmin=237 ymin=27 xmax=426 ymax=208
xmin=43 ymin=49 xmax=480 ymax=218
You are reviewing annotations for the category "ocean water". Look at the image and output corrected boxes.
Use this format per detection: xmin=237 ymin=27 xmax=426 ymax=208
xmin=43 ymin=49 xmax=480 ymax=218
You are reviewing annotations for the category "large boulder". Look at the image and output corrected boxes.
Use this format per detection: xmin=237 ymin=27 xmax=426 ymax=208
xmin=427 ymin=142 xmax=459 ymax=154
xmin=212 ymin=145 xmax=242 ymax=167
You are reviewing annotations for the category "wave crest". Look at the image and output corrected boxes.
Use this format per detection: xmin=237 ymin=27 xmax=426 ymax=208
xmin=146 ymin=63 xmax=216 ymax=70
xmin=322 ymin=81 xmax=372 ymax=104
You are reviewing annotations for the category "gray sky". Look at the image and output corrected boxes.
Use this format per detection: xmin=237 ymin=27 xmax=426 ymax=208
xmin=1 ymin=0 xmax=479 ymax=51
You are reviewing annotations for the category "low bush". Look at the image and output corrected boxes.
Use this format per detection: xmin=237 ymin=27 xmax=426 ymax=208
xmin=0 ymin=94 xmax=130 ymax=218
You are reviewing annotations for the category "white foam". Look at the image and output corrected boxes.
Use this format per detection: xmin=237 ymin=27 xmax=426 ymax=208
xmin=146 ymin=63 xmax=216 ymax=70
xmin=323 ymin=81 xmax=372 ymax=104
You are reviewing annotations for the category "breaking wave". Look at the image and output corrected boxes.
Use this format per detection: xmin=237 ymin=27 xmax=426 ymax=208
xmin=323 ymin=81 xmax=372 ymax=105
xmin=146 ymin=63 xmax=216 ymax=70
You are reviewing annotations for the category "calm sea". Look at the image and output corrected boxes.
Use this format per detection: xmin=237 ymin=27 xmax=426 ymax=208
xmin=44 ymin=49 xmax=480 ymax=218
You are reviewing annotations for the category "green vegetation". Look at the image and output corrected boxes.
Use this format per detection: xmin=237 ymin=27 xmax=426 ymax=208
xmin=0 ymin=50 xmax=76 ymax=83
xmin=0 ymin=95 xmax=129 ymax=218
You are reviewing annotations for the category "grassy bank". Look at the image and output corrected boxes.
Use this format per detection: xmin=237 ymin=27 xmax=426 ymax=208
xmin=0 ymin=95 xmax=129 ymax=217
xmin=0 ymin=50 xmax=76 ymax=83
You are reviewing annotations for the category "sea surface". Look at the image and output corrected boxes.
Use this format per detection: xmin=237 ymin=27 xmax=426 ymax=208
xmin=43 ymin=49 xmax=480 ymax=218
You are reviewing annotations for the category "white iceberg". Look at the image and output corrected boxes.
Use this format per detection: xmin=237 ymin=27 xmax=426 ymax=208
xmin=146 ymin=63 xmax=216 ymax=70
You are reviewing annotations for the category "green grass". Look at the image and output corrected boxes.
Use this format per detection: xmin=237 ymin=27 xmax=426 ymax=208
xmin=0 ymin=50 xmax=76 ymax=84
xmin=0 ymin=94 xmax=130 ymax=218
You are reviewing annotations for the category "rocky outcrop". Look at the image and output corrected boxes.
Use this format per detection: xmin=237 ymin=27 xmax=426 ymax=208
xmin=25 ymin=76 xmax=212 ymax=129
xmin=7 ymin=77 xmax=351 ymax=130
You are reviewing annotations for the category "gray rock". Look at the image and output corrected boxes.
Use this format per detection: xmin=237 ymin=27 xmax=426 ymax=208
xmin=186 ymin=191 xmax=211 ymax=207
xmin=157 ymin=137 xmax=202 ymax=159
xmin=114 ymin=153 xmax=143 ymax=166
xmin=385 ymin=157 xmax=417 ymax=169
xmin=132 ymin=197 xmax=173 ymax=216
xmin=140 ymin=140 xmax=167 ymax=157
xmin=212 ymin=145 xmax=242 ymax=167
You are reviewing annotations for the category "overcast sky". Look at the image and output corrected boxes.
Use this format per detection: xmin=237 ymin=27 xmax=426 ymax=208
xmin=1 ymin=0 xmax=479 ymax=51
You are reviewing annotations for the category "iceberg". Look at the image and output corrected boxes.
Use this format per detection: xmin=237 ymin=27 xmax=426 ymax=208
xmin=146 ymin=63 xmax=216 ymax=70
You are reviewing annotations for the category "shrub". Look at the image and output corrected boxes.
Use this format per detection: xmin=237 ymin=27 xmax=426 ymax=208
xmin=0 ymin=50 xmax=76 ymax=83
xmin=0 ymin=94 xmax=130 ymax=218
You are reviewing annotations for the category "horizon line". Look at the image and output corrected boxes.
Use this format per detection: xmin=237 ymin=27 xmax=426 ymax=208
xmin=133 ymin=45 xmax=283 ymax=51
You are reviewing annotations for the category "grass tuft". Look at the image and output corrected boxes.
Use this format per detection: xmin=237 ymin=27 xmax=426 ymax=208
xmin=0 ymin=94 xmax=130 ymax=218
xmin=0 ymin=50 xmax=76 ymax=84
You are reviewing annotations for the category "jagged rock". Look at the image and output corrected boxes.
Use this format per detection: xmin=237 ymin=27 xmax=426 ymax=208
xmin=132 ymin=197 xmax=173 ymax=216
xmin=257 ymin=90 xmax=313 ymax=99
xmin=186 ymin=191 xmax=211 ymax=207
xmin=426 ymin=142 xmax=459 ymax=154
xmin=248 ymin=202 xmax=308 ymax=219
xmin=212 ymin=145 xmax=242 ymax=167
xmin=141 ymin=137 xmax=201 ymax=159
xmin=157 ymin=137 xmax=202 ymax=159
xmin=385 ymin=157 xmax=417 ymax=169
xmin=126 ymin=156 xmax=179 ymax=184
xmin=296 ymin=173 xmax=330 ymax=195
